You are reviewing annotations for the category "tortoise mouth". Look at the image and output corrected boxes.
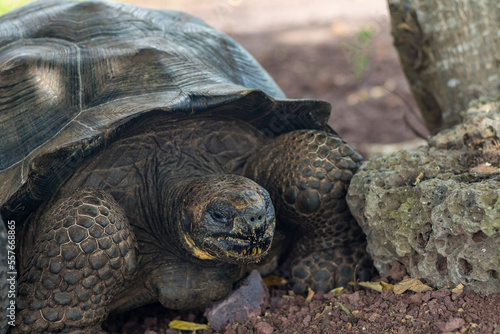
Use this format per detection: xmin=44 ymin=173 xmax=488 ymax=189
xmin=181 ymin=218 xmax=275 ymax=263
xmin=195 ymin=222 xmax=275 ymax=263
xmin=209 ymin=230 xmax=274 ymax=260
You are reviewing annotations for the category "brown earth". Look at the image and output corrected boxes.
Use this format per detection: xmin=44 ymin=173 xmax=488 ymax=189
xmin=105 ymin=283 xmax=500 ymax=334
xmin=103 ymin=1 xmax=499 ymax=333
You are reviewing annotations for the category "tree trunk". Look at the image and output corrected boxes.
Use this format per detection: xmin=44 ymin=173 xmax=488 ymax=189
xmin=388 ymin=0 xmax=500 ymax=134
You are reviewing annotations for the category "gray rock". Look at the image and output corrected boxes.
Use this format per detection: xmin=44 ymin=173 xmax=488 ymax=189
xmin=205 ymin=270 xmax=270 ymax=331
xmin=347 ymin=98 xmax=500 ymax=294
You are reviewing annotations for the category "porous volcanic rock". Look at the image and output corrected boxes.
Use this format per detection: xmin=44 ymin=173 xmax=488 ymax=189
xmin=347 ymin=97 xmax=500 ymax=294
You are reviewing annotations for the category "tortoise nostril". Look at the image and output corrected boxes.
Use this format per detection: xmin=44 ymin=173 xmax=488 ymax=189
xmin=249 ymin=215 xmax=264 ymax=223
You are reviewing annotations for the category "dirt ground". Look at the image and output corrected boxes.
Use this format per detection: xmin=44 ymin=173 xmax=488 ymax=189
xmin=106 ymin=283 xmax=500 ymax=334
xmin=103 ymin=1 xmax=498 ymax=333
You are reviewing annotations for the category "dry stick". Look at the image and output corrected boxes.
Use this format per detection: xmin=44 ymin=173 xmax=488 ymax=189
xmin=387 ymin=87 xmax=430 ymax=141
xmin=353 ymin=263 xmax=359 ymax=287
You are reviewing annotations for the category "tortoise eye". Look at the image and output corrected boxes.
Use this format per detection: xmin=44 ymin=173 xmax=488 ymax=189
xmin=211 ymin=211 xmax=227 ymax=223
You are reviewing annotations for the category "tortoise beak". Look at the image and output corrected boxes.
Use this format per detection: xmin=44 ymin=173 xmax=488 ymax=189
xmin=233 ymin=216 xmax=272 ymax=244
xmin=228 ymin=207 xmax=275 ymax=260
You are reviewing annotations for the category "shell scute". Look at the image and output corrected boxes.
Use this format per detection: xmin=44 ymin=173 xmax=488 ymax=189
xmin=0 ymin=0 xmax=331 ymax=223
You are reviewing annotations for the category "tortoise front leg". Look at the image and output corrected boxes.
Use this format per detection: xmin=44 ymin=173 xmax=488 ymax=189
xmin=15 ymin=188 xmax=137 ymax=333
xmin=243 ymin=130 xmax=374 ymax=293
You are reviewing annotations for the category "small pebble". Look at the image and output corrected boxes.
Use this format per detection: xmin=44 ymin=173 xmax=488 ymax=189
xmin=408 ymin=293 xmax=423 ymax=305
xmin=143 ymin=317 xmax=158 ymax=326
xmin=254 ymin=321 xmax=274 ymax=334
xmin=435 ymin=317 xmax=465 ymax=332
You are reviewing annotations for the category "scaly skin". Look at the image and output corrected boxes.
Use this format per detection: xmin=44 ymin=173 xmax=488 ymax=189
xmin=15 ymin=188 xmax=137 ymax=333
xmin=243 ymin=129 xmax=374 ymax=292
xmin=13 ymin=118 xmax=373 ymax=332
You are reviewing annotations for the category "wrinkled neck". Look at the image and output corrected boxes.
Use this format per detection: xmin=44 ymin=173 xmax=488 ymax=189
xmin=161 ymin=176 xmax=204 ymax=260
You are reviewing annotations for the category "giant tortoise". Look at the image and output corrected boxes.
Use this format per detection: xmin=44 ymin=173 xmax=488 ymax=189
xmin=0 ymin=1 xmax=373 ymax=332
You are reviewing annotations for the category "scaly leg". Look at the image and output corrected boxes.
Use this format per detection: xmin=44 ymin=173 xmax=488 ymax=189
xmin=15 ymin=188 xmax=137 ymax=333
xmin=243 ymin=130 xmax=374 ymax=293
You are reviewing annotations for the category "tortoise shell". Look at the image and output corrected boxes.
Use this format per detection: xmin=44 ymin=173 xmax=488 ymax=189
xmin=0 ymin=0 xmax=331 ymax=223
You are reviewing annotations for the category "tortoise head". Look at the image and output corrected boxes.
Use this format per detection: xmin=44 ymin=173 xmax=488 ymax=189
xmin=178 ymin=175 xmax=275 ymax=264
